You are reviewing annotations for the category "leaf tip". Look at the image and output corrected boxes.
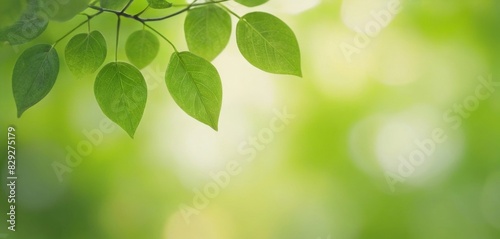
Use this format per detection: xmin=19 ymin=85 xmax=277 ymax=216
xmin=293 ymin=69 xmax=303 ymax=77
xmin=119 ymin=124 xmax=138 ymax=138
xmin=210 ymin=124 xmax=219 ymax=132
xmin=126 ymin=126 xmax=138 ymax=139
xmin=16 ymin=104 xmax=26 ymax=118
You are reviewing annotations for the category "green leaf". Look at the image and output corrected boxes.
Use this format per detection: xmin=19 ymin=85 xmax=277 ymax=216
xmin=125 ymin=30 xmax=160 ymax=69
xmin=94 ymin=62 xmax=147 ymax=138
xmin=0 ymin=0 xmax=49 ymax=45
xmin=236 ymin=12 xmax=302 ymax=76
xmin=147 ymin=0 xmax=172 ymax=9
xmin=185 ymin=4 xmax=231 ymax=61
xmin=165 ymin=52 xmax=222 ymax=130
xmin=50 ymin=0 xmax=90 ymax=22
xmin=65 ymin=31 xmax=107 ymax=77
xmin=100 ymin=0 xmax=129 ymax=10
xmin=12 ymin=44 xmax=59 ymax=117
xmin=235 ymin=0 xmax=269 ymax=7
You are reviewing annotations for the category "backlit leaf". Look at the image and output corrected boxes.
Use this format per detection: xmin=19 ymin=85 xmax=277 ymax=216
xmin=236 ymin=12 xmax=302 ymax=76
xmin=65 ymin=30 xmax=107 ymax=77
xmin=147 ymin=0 xmax=172 ymax=9
xmin=185 ymin=4 xmax=231 ymax=61
xmin=235 ymin=0 xmax=268 ymax=7
xmin=165 ymin=52 xmax=222 ymax=130
xmin=125 ymin=30 xmax=159 ymax=69
xmin=12 ymin=44 xmax=59 ymax=117
xmin=94 ymin=62 xmax=147 ymax=138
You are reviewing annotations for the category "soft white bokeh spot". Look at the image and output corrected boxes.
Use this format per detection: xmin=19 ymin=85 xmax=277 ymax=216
xmin=374 ymin=105 xmax=464 ymax=187
xmin=149 ymin=44 xmax=279 ymax=189
xmin=349 ymin=105 xmax=465 ymax=189
xmin=341 ymin=0 xmax=400 ymax=33
xmin=263 ymin=0 xmax=321 ymax=15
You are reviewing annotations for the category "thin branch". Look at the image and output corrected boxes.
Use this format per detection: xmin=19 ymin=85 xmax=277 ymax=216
xmin=172 ymin=0 xmax=229 ymax=7
xmin=89 ymin=0 xmax=99 ymax=7
xmin=135 ymin=5 xmax=150 ymax=17
xmin=89 ymin=5 xmax=142 ymax=22
xmin=121 ymin=0 xmax=134 ymax=13
xmin=53 ymin=11 xmax=103 ymax=46
xmin=115 ymin=15 xmax=121 ymax=61
xmin=88 ymin=0 xmax=228 ymax=23
xmin=217 ymin=2 xmax=241 ymax=19
xmin=80 ymin=0 xmax=223 ymax=56
xmin=144 ymin=23 xmax=178 ymax=52
xmin=141 ymin=0 xmax=199 ymax=22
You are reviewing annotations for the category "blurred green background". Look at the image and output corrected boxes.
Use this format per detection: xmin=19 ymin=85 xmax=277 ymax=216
xmin=1 ymin=0 xmax=500 ymax=238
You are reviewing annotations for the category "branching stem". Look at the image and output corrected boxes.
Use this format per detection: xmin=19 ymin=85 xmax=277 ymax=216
xmin=53 ymin=11 xmax=103 ymax=46
xmin=135 ymin=5 xmax=150 ymax=17
xmin=87 ymin=0 xmax=232 ymax=22
xmin=172 ymin=0 xmax=229 ymax=7
xmin=115 ymin=15 xmax=121 ymax=62
xmin=144 ymin=23 xmax=178 ymax=52
xmin=88 ymin=3 xmax=197 ymax=23
xmin=54 ymin=0 xmax=235 ymax=52
xmin=218 ymin=2 xmax=241 ymax=19
xmin=121 ymin=0 xmax=134 ymax=13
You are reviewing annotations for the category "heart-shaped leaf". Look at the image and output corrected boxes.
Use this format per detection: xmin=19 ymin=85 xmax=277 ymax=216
xmin=147 ymin=0 xmax=172 ymax=9
xmin=125 ymin=30 xmax=160 ymax=69
xmin=165 ymin=52 xmax=223 ymax=130
xmin=12 ymin=44 xmax=59 ymax=117
xmin=185 ymin=4 xmax=231 ymax=61
xmin=65 ymin=31 xmax=107 ymax=77
xmin=235 ymin=0 xmax=269 ymax=7
xmin=94 ymin=62 xmax=148 ymax=138
xmin=236 ymin=12 xmax=302 ymax=76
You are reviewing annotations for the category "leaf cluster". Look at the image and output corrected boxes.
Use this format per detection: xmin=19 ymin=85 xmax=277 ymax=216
xmin=2 ymin=0 xmax=302 ymax=137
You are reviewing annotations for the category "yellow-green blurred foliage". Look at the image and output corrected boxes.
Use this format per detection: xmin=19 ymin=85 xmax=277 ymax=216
xmin=1 ymin=0 xmax=500 ymax=238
